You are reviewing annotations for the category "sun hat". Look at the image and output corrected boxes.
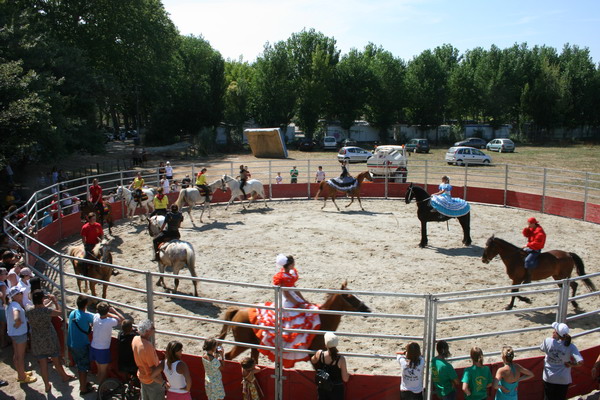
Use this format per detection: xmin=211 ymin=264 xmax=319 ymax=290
xmin=19 ymin=267 xmax=34 ymax=277
xmin=276 ymin=254 xmax=288 ymax=267
xmin=324 ymin=332 xmax=339 ymax=348
xmin=8 ymin=286 xmax=25 ymax=298
xmin=552 ymin=322 xmax=570 ymax=337
xmin=528 ymin=217 xmax=539 ymax=224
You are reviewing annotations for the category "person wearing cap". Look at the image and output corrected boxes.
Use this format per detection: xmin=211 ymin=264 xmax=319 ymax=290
xmin=165 ymin=161 xmax=173 ymax=181
xmin=195 ymin=168 xmax=211 ymax=201
xmin=88 ymin=178 xmax=105 ymax=219
xmin=81 ymin=212 xmax=104 ymax=265
xmin=16 ymin=266 xmax=34 ymax=309
xmin=6 ymin=285 xmax=37 ymax=383
xmin=152 ymin=204 xmax=183 ymax=261
xmin=310 ymin=332 xmax=349 ymax=399
xmin=151 ymin=187 xmax=169 ymax=217
xmin=522 ymin=217 xmax=546 ymax=284
xmin=540 ymin=322 xmax=583 ymax=400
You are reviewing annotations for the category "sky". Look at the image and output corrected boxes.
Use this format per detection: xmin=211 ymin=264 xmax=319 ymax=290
xmin=161 ymin=0 xmax=600 ymax=63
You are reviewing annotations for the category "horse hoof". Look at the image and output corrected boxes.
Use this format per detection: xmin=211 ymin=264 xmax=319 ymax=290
xmin=504 ymin=305 xmax=514 ymax=311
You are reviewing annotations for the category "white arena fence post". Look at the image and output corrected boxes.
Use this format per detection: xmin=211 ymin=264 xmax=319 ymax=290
xmin=426 ymin=297 xmax=439 ymax=400
xmin=119 ymin=171 xmax=125 ymax=218
xmin=307 ymin=160 xmax=311 ymax=199
xmin=583 ymin=172 xmax=589 ymax=221
xmin=268 ymin=160 xmax=273 ymax=200
xmin=503 ymin=164 xmax=509 ymax=206
xmin=145 ymin=271 xmax=155 ymax=342
xmin=424 ymin=159 xmax=429 ymax=192
xmin=557 ymin=279 xmax=571 ymax=323
xmin=463 ymin=164 xmax=468 ymax=201
xmin=58 ymin=252 xmax=70 ymax=362
xmin=542 ymin=168 xmax=548 ymax=213
xmin=273 ymin=285 xmax=284 ymax=400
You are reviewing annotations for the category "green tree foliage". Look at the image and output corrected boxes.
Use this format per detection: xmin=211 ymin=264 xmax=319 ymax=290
xmin=224 ymin=58 xmax=255 ymax=144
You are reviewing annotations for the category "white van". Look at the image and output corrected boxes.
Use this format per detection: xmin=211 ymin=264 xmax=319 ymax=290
xmin=367 ymin=145 xmax=408 ymax=182
xmin=323 ymin=136 xmax=338 ymax=150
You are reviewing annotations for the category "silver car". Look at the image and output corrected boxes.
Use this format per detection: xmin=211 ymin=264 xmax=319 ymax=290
xmin=337 ymin=146 xmax=373 ymax=163
xmin=445 ymin=146 xmax=492 ymax=166
xmin=486 ymin=138 xmax=515 ymax=152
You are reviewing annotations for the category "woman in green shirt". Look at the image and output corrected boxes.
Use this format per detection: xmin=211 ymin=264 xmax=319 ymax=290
xmin=431 ymin=340 xmax=459 ymax=400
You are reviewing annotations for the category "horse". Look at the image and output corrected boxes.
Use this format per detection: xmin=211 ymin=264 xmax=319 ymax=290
xmin=67 ymin=239 xmax=114 ymax=299
xmin=217 ymin=281 xmax=371 ymax=362
xmin=482 ymin=235 xmax=597 ymax=310
xmin=221 ymin=175 xmax=267 ymax=210
xmin=404 ymin=183 xmax=472 ymax=248
xmin=115 ymin=185 xmax=154 ymax=220
xmin=174 ymin=179 xmax=226 ymax=223
xmin=79 ymin=199 xmax=114 ymax=236
xmin=314 ymin=171 xmax=373 ymax=211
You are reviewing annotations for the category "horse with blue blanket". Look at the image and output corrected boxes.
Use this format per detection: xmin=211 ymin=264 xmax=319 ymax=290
xmin=405 ymin=183 xmax=472 ymax=248
xmin=315 ymin=171 xmax=373 ymax=211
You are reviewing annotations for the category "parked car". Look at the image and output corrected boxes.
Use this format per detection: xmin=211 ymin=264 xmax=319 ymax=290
xmin=405 ymin=138 xmax=430 ymax=153
xmin=298 ymin=138 xmax=317 ymax=151
xmin=445 ymin=146 xmax=492 ymax=166
xmin=486 ymin=138 xmax=515 ymax=153
xmin=341 ymin=138 xmax=357 ymax=147
xmin=323 ymin=136 xmax=338 ymax=150
xmin=367 ymin=145 xmax=408 ymax=182
xmin=337 ymin=146 xmax=373 ymax=163
xmin=454 ymin=137 xmax=487 ymax=149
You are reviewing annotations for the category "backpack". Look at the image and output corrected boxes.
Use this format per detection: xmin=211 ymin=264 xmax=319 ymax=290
xmin=315 ymin=351 xmax=338 ymax=392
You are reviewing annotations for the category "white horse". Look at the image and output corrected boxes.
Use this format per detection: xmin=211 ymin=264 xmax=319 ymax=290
xmin=147 ymin=216 xmax=198 ymax=296
xmin=222 ymin=174 xmax=267 ymax=210
xmin=116 ymin=185 xmax=154 ymax=219
xmin=175 ymin=179 xmax=226 ymax=223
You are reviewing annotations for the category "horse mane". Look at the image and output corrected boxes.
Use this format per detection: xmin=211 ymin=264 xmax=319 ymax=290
xmin=488 ymin=236 xmax=519 ymax=250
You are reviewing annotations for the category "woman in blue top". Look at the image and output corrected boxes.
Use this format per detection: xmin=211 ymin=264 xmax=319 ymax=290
xmin=432 ymin=176 xmax=452 ymax=197
xmin=494 ymin=346 xmax=534 ymax=399
xmin=430 ymin=176 xmax=470 ymax=218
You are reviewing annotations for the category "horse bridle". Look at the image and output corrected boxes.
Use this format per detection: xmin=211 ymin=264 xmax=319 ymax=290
xmin=407 ymin=185 xmax=430 ymax=204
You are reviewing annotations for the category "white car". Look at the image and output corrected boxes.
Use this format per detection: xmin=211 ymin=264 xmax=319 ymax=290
xmin=445 ymin=146 xmax=492 ymax=166
xmin=337 ymin=146 xmax=373 ymax=163
xmin=486 ymin=138 xmax=515 ymax=152
xmin=323 ymin=136 xmax=338 ymax=150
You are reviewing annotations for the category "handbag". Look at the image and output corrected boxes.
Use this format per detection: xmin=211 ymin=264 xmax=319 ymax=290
xmin=315 ymin=351 xmax=334 ymax=392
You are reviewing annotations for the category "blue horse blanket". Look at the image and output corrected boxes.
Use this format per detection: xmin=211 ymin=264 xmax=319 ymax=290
xmin=430 ymin=194 xmax=470 ymax=217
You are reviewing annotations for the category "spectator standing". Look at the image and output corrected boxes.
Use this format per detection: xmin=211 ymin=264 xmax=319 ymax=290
xmin=6 ymin=286 xmax=36 ymax=383
xmin=90 ymin=301 xmax=124 ymax=384
xmin=202 ymin=338 xmax=225 ymax=400
xmin=161 ymin=176 xmax=171 ymax=194
xmin=158 ymin=162 xmax=166 ymax=178
xmin=61 ymin=192 xmax=73 ymax=215
xmin=132 ymin=319 xmax=165 ymax=400
xmin=16 ymin=266 xmax=34 ymax=309
xmin=26 ymin=290 xmax=75 ymax=392
xmin=315 ymin=166 xmax=326 ymax=183
xmin=310 ymin=332 xmax=349 ymax=400
xmin=431 ymin=340 xmax=459 ymax=400
xmin=396 ymin=342 xmax=424 ymax=399
xmin=165 ymin=162 xmax=174 ymax=181
xmin=118 ymin=319 xmax=139 ymax=379
xmin=540 ymin=322 xmax=583 ymax=400
xmin=0 ymin=267 xmax=9 ymax=348
xmin=161 ymin=340 xmax=192 ymax=400
xmin=4 ymin=252 xmax=22 ymax=286
xmin=290 ymin=166 xmax=299 ymax=183
xmin=275 ymin=172 xmax=282 ymax=184
xmin=462 ymin=347 xmax=492 ymax=400
xmin=241 ymin=357 xmax=263 ymax=400
xmin=67 ymin=295 xmax=94 ymax=396
xmin=494 ymin=346 xmax=534 ymax=400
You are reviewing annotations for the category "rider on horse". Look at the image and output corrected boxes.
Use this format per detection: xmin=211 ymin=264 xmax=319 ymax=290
xmin=522 ymin=217 xmax=546 ymax=283
xmin=195 ymin=168 xmax=211 ymax=201
xmin=239 ymin=165 xmax=250 ymax=198
xmin=151 ymin=204 xmax=184 ymax=261
xmin=150 ymin=187 xmax=168 ymax=217
xmin=89 ymin=178 xmax=105 ymax=219
xmin=130 ymin=172 xmax=145 ymax=206
xmin=81 ymin=212 xmax=103 ymax=270
xmin=339 ymin=160 xmax=351 ymax=179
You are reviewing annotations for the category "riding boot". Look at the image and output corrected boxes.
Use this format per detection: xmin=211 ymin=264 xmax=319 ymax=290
xmin=523 ymin=268 xmax=532 ymax=284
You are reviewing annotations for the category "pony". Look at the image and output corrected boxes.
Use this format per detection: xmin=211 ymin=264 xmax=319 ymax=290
xmin=482 ymin=235 xmax=597 ymax=310
xmin=221 ymin=174 xmax=267 ymax=210
xmin=405 ymin=183 xmax=472 ymax=248
xmin=155 ymin=240 xmax=199 ymax=297
xmin=217 ymin=281 xmax=371 ymax=362
xmin=174 ymin=179 xmax=226 ymax=223
xmin=314 ymin=171 xmax=373 ymax=211
xmin=115 ymin=185 xmax=154 ymax=220
xmin=79 ymin=199 xmax=114 ymax=236
xmin=147 ymin=215 xmax=198 ymax=296
xmin=67 ymin=239 xmax=114 ymax=299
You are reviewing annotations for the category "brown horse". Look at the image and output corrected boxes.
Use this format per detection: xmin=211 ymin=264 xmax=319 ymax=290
xmin=80 ymin=199 xmax=114 ymax=236
xmin=314 ymin=171 xmax=373 ymax=211
xmin=67 ymin=240 xmax=114 ymax=299
xmin=218 ymin=282 xmax=371 ymax=362
xmin=481 ymin=235 xmax=597 ymax=310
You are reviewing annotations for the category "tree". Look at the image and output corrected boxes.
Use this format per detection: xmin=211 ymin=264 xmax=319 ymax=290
xmin=224 ymin=58 xmax=255 ymax=144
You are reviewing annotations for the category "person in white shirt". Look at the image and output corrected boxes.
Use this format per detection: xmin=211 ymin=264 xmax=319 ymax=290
xmin=396 ymin=342 xmax=424 ymax=399
xmin=315 ymin=166 xmax=326 ymax=183
xmin=90 ymin=301 xmax=124 ymax=385
xmin=165 ymin=161 xmax=174 ymax=181
xmin=16 ymin=267 xmax=34 ymax=309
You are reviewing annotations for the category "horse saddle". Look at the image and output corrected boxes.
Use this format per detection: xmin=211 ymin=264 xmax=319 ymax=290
xmin=327 ymin=177 xmax=358 ymax=192
xmin=134 ymin=193 xmax=148 ymax=202
xmin=199 ymin=189 xmax=211 ymax=197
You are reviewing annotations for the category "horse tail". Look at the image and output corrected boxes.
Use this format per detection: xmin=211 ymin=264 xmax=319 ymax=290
xmin=218 ymin=307 xmax=240 ymax=340
xmin=315 ymin=181 xmax=325 ymax=199
xmin=571 ymin=252 xmax=597 ymax=292
xmin=187 ymin=245 xmax=196 ymax=277
xmin=175 ymin=190 xmax=186 ymax=208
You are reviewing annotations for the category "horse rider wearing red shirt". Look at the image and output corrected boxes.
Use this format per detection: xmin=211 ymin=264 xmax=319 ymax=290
xmin=89 ymin=179 xmax=104 ymax=218
xmin=522 ymin=217 xmax=546 ymax=283
xmin=81 ymin=212 xmax=104 ymax=265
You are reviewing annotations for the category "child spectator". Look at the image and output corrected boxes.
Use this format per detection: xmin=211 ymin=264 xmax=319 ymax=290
xmin=241 ymin=357 xmax=263 ymax=400
xmin=315 ymin=166 xmax=326 ymax=183
xmin=461 ymin=347 xmax=492 ymax=400
xmin=90 ymin=301 xmax=124 ymax=385
xmin=290 ymin=166 xmax=298 ymax=183
xmin=202 ymin=338 xmax=225 ymax=400
xmin=396 ymin=342 xmax=424 ymax=399
xmin=118 ymin=319 xmax=138 ymax=379
xmin=275 ymin=172 xmax=282 ymax=184
xmin=431 ymin=340 xmax=459 ymax=400
xmin=162 ymin=340 xmax=192 ymax=400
